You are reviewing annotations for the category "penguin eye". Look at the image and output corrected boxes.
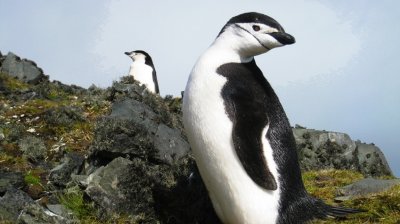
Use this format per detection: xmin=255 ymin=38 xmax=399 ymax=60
xmin=252 ymin=25 xmax=261 ymax=31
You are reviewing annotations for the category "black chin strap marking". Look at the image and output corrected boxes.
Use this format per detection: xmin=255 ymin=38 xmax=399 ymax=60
xmin=233 ymin=24 xmax=271 ymax=51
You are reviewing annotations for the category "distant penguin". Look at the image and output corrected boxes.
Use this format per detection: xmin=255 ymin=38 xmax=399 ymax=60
xmin=182 ymin=12 xmax=359 ymax=224
xmin=125 ymin=50 xmax=159 ymax=94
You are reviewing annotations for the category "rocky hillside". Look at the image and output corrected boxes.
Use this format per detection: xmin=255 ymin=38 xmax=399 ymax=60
xmin=293 ymin=125 xmax=392 ymax=177
xmin=0 ymin=52 xmax=399 ymax=223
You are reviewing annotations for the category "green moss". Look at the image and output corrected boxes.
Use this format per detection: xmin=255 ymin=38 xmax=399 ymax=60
xmin=24 ymin=171 xmax=41 ymax=185
xmin=303 ymin=169 xmax=364 ymax=204
xmin=5 ymin=99 xmax=59 ymax=117
xmin=59 ymin=187 xmax=95 ymax=219
xmin=0 ymin=72 xmax=31 ymax=91
xmin=60 ymin=121 xmax=94 ymax=152
xmin=304 ymin=170 xmax=400 ymax=223
xmin=0 ymin=146 xmax=30 ymax=171
xmin=59 ymin=187 xmax=145 ymax=223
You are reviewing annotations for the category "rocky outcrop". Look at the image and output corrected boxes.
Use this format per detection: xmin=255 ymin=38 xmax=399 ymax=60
xmin=89 ymin=97 xmax=189 ymax=166
xmin=294 ymin=127 xmax=392 ymax=176
xmin=0 ymin=52 xmax=48 ymax=84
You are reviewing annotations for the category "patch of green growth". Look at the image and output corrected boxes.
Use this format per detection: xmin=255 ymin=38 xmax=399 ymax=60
xmin=0 ymin=144 xmax=30 ymax=171
xmin=0 ymin=154 xmax=28 ymax=169
xmin=61 ymin=121 xmax=94 ymax=152
xmin=59 ymin=187 xmax=143 ymax=223
xmin=5 ymin=99 xmax=60 ymax=117
xmin=24 ymin=171 xmax=41 ymax=185
xmin=164 ymin=95 xmax=182 ymax=115
xmin=304 ymin=170 xmax=400 ymax=223
xmin=303 ymin=169 xmax=363 ymax=204
xmin=339 ymin=185 xmax=400 ymax=223
xmin=83 ymin=100 xmax=111 ymax=120
xmin=0 ymin=72 xmax=31 ymax=91
xmin=59 ymin=187 xmax=96 ymax=219
xmin=59 ymin=185 xmax=154 ymax=223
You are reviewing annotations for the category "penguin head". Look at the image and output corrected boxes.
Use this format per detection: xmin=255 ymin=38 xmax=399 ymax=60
xmin=125 ymin=50 xmax=151 ymax=63
xmin=125 ymin=50 xmax=156 ymax=69
xmin=216 ymin=12 xmax=295 ymax=58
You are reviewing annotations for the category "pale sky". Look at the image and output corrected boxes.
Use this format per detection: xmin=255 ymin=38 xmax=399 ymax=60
xmin=1 ymin=0 xmax=399 ymax=176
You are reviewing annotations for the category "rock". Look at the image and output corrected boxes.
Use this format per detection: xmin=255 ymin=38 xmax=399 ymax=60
xmin=294 ymin=128 xmax=392 ymax=176
xmin=44 ymin=106 xmax=86 ymax=128
xmin=3 ymin=122 xmax=26 ymax=142
xmin=0 ymin=52 xmax=47 ymax=84
xmin=109 ymin=98 xmax=159 ymax=132
xmin=154 ymin=124 xmax=190 ymax=164
xmin=0 ymin=170 xmax=25 ymax=194
xmin=89 ymin=116 xmax=156 ymax=166
xmin=355 ymin=141 xmax=393 ymax=177
xmin=108 ymin=81 xmax=146 ymax=101
xmin=18 ymin=136 xmax=47 ymax=163
xmin=85 ymin=157 xmax=168 ymax=216
xmin=89 ymin=98 xmax=189 ymax=166
xmin=46 ymin=204 xmax=77 ymax=221
xmin=17 ymin=203 xmax=74 ymax=224
xmin=335 ymin=178 xmax=400 ymax=201
xmin=70 ymin=174 xmax=89 ymax=187
xmin=0 ymin=129 xmax=4 ymax=141
xmin=49 ymin=152 xmax=85 ymax=187
xmin=0 ymin=188 xmax=35 ymax=222
xmin=84 ymin=155 xmax=219 ymax=223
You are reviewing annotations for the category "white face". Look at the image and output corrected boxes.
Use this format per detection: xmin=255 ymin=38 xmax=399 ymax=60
xmin=218 ymin=22 xmax=292 ymax=58
xmin=127 ymin=52 xmax=146 ymax=62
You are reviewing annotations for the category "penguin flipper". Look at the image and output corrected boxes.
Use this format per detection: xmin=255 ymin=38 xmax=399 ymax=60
xmin=152 ymin=69 xmax=160 ymax=94
xmin=217 ymin=61 xmax=278 ymax=190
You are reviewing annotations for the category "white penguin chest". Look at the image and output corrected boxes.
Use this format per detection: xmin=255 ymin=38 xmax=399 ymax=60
xmin=183 ymin=52 xmax=281 ymax=224
xmin=128 ymin=62 xmax=156 ymax=93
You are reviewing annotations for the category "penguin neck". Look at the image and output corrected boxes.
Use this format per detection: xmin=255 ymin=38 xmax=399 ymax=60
xmin=209 ymin=34 xmax=254 ymax=64
xmin=132 ymin=58 xmax=145 ymax=64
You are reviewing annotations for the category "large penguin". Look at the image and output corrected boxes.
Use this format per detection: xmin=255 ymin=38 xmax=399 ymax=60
xmin=182 ymin=12 xmax=359 ymax=224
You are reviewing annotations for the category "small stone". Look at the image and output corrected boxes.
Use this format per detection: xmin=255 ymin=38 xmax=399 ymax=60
xmin=26 ymin=127 xmax=36 ymax=133
xmin=18 ymin=136 xmax=47 ymax=163
xmin=48 ymin=152 xmax=85 ymax=187
xmin=0 ymin=170 xmax=25 ymax=193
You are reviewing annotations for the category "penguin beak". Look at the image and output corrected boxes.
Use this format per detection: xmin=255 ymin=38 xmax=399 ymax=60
xmin=124 ymin=52 xmax=130 ymax=56
xmin=270 ymin=32 xmax=295 ymax=45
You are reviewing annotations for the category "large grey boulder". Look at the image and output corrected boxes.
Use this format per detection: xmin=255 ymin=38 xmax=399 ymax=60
xmin=85 ymin=157 xmax=169 ymax=217
xmin=89 ymin=98 xmax=189 ymax=166
xmin=335 ymin=177 xmax=400 ymax=201
xmin=0 ymin=52 xmax=47 ymax=84
xmin=294 ymin=127 xmax=392 ymax=177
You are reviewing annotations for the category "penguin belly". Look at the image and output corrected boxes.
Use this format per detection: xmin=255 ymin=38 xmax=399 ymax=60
xmin=183 ymin=63 xmax=281 ymax=224
xmin=129 ymin=63 xmax=156 ymax=93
